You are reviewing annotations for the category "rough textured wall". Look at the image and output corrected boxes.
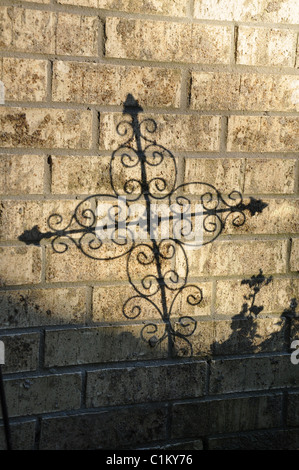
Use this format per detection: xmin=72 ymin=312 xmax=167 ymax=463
xmin=0 ymin=0 xmax=298 ymax=450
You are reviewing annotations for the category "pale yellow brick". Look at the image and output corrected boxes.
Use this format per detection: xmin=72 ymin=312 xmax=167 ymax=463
xmin=52 ymin=61 xmax=181 ymax=108
xmin=56 ymin=13 xmax=98 ymax=57
xmin=0 ymin=246 xmax=42 ymax=286
xmin=224 ymin=198 xmax=299 ymax=235
xmin=227 ymin=116 xmax=299 ymax=152
xmin=100 ymin=113 xmax=221 ymax=152
xmin=184 ymin=158 xmax=244 ymax=194
xmin=236 ymin=26 xmax=297 ymax=67
xmin=0 ymin=7 xmax=55 ymax=54
xmin=290 ymin=238 xmax=299 ymax=272
xmin=244 ymin=158 xmax=296 ymax=194
xmin=2 ymin=58 xmax=48 ymax=102
xmin=92 ymin=281 xmax=212 ymax=323
xmin=105 ymin=17 xmax=232 ymax=64
xmin=0 ymin=155 xmax=44 ymax=195
xmin=0 ymin=287 xmax=87 ymax=327
xmin=194 ymin=0 xmax=299 ymax=24
xmin=215 ymin=277 xmax=299 ymax=315
xmin=190 ymin=72 xmax=299 ymax=112
xmin=0 ymin=107 xmax=92 ymax=149
xmin=57 ymin=0 xmax=187 ymax=17
xmin=0 ymin=200 xmax=83 ymax=242
xmin=181 ymin=239 xmax=288 ymax=278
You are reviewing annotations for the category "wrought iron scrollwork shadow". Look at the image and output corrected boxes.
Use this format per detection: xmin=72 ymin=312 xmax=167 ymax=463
xmin=19 ymin=93 xmax=268 ymax=357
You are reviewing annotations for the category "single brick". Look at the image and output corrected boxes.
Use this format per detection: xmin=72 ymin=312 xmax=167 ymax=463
xmin=181 ymin=239 xmax=288 ymax=278
xmin=190 ymin=71 xmax=299 ymax=112
xmin=171 ymin=395 xmax=282 ymax=438
xmin=210 ymin=355 xmax=299 ymax=394
xmin=0 ymin=333 xmax=39 ymax=373
xmin=0 ymin=7 xmax=55 ymax=54
xmin=105 ymin=17 xmax=232 ymax=64
xmin=39 ymin=406 xmax=168 ymax=450
xmin=100 ymin=113 xmax=221 ymax=152
xmin=52 ymin=61 xmax=181 ymax=108
xmin=0 ymin=421 xmax=36 ymax=451
xmin=92 ymin=281 xmax=212 ymax=323
xmin=227 ymin=116 xmax=299 ymax=152
xmin=51 ymin=155 xmax=125 ymax=195
xmin=224 ymin=198 xmax=299 ymax=235
xmin=3 ymin=373 xmax=81 ymax=417
xmin=0 ymin=155 xmax=44 ymax=195
xmin=290 ymin=238 xmax=299 ymax=271
xmin=244 ymin=158 xmax=296 ymax=194
xmin=0 ymin=107 xmax=92 ymax=149
xmin=0 ymin=246 xmax=42 ymax=286
xmin=194 ymin=0 xmax=298 ymax=24
xmin=1 ymin=58 xmax=48 ymax=102
xmin=0 ymin=287 xmax=87 ymax=328
xmin=172 ymin=319 xmax=214 ymax=358
xmin=215 ymin=277 xmax=299 ymax=316
xmin=0 ymin=199 xmax=82 ymax=241
xmin=57 ymin=0 xmax=187 ymax=16
xmin=56 ymin=13 xmax=98 ymax=57
xmin=236 ymin=26 xmax=297 ymax=67
xmin=184 ymin=158 xmax=244 ymax=194
xmin=86 ymin=362 xmax=207 ymax=407
xmin=44 ymin=325 xmax=168 ymax=367
xmin=214 ymin=318 xmax=287 ymax=355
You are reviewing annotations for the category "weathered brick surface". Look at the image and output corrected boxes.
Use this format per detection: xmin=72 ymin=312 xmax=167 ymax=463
xmin=105 ymin=17 xmax=232 ymax=64
xmin=210 ymin=355 xmax=299 ymax=394
xmin=52 ymin=61 xmax=181 ymax=107
xmin=2 ymin=373 xmax=81 ymax=417
xmin=1 ymin=58 xmax=48 ymax=102
xmin=100 ymin=113 xmax=221 ymax=152
xmin=56 ymin=13 xmax=98 ymax=57
xmin=0 ymin=333 xmax=39 ymax=373
xmin=86 ymin=362 xmax=207 ymax=407
xmin=236 ymin=26 xmax=297 ymax=67
xmin=0 ymin=155 xmax=44 ymax=195
xmin=39 ymin=406 xmax=168 ymax=450
xmin=0 ymin=0 xmax=298 ymax=450
xmin=182 ymin=239 xmax=288 ymax=278
xmin=190 ymin=72 xmax=299 ymax=112
xmin=171 ymin=395 xmax=282 ymax=438
xmin=227 ymin=116 xmax=299 ymax=152
xmin=0 ymin=107 xmax=92 ymax=149
xmin=0 ymin=246 xmax=42 ymax=286
xmin=0 ymin=287 xmax=87 ymax=328
xmin=215 ymin=277 xmax=299 ymax=315
xmin=44 ymin=325 xmax=168 ymax=367
xmin=0 ymin=7 xmax=55 ymax=54
xmin=194 ymin=0 xmax=298 ymax=24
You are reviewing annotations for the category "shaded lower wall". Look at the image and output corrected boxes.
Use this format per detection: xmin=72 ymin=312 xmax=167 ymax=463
xmin=1 ymin=296 xmax=299 ymax=450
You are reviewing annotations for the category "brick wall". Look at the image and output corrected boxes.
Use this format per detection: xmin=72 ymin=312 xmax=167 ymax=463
xmin=0 ymin=0 xmax=298 ymax=450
